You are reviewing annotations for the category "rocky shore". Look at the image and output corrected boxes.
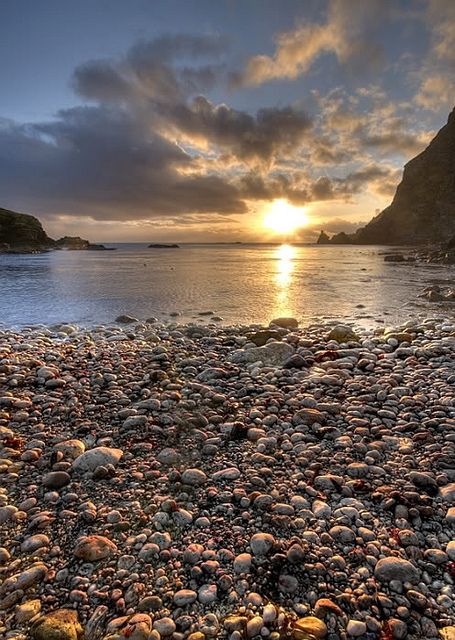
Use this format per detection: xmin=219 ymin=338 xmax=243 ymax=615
xmin=1 ymin=318 xmax=454 ymax=640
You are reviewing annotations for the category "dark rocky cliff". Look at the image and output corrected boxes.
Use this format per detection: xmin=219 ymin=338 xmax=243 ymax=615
xmin=325 ymin=107 xmax=455 ymax=245
xmin=0 ymin=207 xmax=55 ymax=251
xmin=0 ymin=207 xmax=109 ymax=252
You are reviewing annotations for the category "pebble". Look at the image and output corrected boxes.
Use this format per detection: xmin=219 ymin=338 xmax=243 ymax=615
xmin=173 ymin=589 xmax=197 ymax=606
xmin=346 ymin=620 xmax=367 ymax=636
xmin=30 ymin=609 xmax=82 ymax=640
xmin=181 ymin=468 xmax=208 ymax=485
xmin=250 ymin=533 xmax=275 ymax=556
xmin=1 ymin=319 xmax=454 ymax=639
xmin=72 ymin=447 xmax=123 ymax=472
xmin=374 ymin=557 xmax=420 ymax=583
xmin=74 ymin=535 xmax=118 ymax=561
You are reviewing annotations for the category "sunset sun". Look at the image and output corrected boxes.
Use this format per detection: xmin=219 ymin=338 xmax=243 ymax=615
xmin=263 ymin=199 xmax=309 ymax=234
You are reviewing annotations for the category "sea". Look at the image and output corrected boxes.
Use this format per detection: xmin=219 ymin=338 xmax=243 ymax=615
xmin=0 ymin=243 xmax=453 ymax=328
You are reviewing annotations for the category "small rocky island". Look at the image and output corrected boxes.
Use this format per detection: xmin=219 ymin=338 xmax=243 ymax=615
xmin=148 ymin=243 xmax=180 ymax=249
xmin=56 ymin=236 xmax=114 ymax=251
xmin=318 ymin=106 xmax=455 ymax=246
xmin=0 ymin=207 xmax=111 ymax=253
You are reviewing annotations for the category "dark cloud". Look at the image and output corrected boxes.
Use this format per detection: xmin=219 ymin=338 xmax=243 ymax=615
xmin=72 ymin=61 xmax=132 ymax=103
xmin=73 ymin=33 xmax=227 ymax=104
xmin=1 ymin=32 xmax=318 ymax=220
xmin=0 ymin=29 xmax=423 ymax=225
xmin=127 ymin=33 xmax=228 ymax=65
xmin=164 ymin=98 xmax=312 ymax=162
xmin=311 ymin=176 xmax=335 ymax=200
xmin=0 ymin=107 xmax=246 ymax=219
xmin=238 ymin=172 xmax=309 ymax=204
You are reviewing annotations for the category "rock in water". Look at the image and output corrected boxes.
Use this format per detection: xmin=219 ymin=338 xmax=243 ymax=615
xmin=328 ymin=107 xmax=455 ymax=244
xmin=31 ymin=609 xmax=83 ymax=640
xmin=55 ymin=236 xmax=108 ymax=250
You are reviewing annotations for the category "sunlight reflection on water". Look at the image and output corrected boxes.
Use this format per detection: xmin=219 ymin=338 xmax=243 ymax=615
xmin=273 ymin=244 xmax=295 ymax=317
xmin=0 ymin=242 xmax=453 ymax=327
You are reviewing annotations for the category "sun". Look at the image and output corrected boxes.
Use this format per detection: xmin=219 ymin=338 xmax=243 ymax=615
xmin=263 ymin=199 xmax=309 ymax=234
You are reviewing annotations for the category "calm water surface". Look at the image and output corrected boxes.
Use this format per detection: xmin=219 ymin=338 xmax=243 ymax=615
xmin=0 ymin=244 xmax=453 ymax=328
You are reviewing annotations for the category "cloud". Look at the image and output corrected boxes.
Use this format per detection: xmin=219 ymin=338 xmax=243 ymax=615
xmin=0 ymin=107 xmax=247 ymax=219
xmin=339 ymin=164 xmax=401 ymax=197
xmin=415 ymin=0 xmax=455 ymax=109
xmin=0 ymin=27 xmax=432 ymax=228
xmin=0 ymin=32 xmax=318 ymax=221
xmin=73 ymin=33 xmax=227 ymax=104
xmin=162 ymin=97 xmax=312 ymax=163
xmin=312 ymin=87 xmax=432 ymax=162
xmin=239 ymin=0 xmax=391 ymax=86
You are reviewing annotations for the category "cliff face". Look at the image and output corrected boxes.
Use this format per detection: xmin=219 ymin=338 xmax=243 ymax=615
xmin=328 ymin=107 xmax=455 ymax=245
xmin=0 ymin=207 xmax=109 ymax=252
xmin=0 ymin=207 xmax=55 ymax=251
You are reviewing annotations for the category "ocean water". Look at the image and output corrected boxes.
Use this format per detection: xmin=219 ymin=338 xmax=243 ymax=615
xmin=0 ymin=243 xmax=453 ymax=328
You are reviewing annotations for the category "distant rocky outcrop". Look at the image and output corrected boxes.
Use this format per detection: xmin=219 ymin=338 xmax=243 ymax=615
xmin=0 ymin=207 xmax=111 ymax=253
xmin=316 ymin=231 xmax=331 ymax=244
xmin=56 ymin=236 xmax=110 ymax=250
xmin=148 ymin=243 xmax=180 ymax=248
xmin=320 ymin=107 xmax=455 ymax=245
xmin=0 ymin=207 xmax=55 ymax=252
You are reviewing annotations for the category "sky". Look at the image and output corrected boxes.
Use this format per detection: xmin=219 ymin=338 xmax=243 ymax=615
xmin=0 ymin=0 xmax=454 ymax=242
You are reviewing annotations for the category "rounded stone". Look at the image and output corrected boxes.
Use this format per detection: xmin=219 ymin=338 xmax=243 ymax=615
xmin=347 ymin=620 xmax=367 ymax=636
xmin=233 ymin=552 xmax=252 ymax=573
xmin=42 ymin=471 xmax=71 ymax=490
xmin=250 ymin=532 xmax=275 ymax=556
xmin=74 ymin=535 xmax=118 ymax=561
xmin=173 ymin=589 xmax=197 ymax=606
xmin=293 ymin=616 xmax=327 ymax=639
xmin=72 ymin=447 xmax=123 ymax=472
xmin=181 ymin=468 xmax=208 ymax=485
xmin=31 ymin=609 xmax=83 ymax=640
xmin=374 ymin=557 xmax=419 ymax=583
xmin=153 ymin=618 xmax=176 ymax=636
xmin=54 ymin=440 xmax=85 ymax=459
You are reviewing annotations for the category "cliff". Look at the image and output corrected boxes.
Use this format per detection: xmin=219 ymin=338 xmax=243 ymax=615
xmin=325 ymin=107 xmax=455 ymax=245
xmin=0 ymin=207 xmax=109 ymax=252
xmin=0 ymin=207 xmax=55 ymax=252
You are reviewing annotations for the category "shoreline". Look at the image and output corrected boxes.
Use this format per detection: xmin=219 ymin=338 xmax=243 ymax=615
xmin=1 ymin=317 xmax=454 ymax=639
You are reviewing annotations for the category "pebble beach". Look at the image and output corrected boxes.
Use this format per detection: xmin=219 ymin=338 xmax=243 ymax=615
xmin=1 ymin=317 xmax=455 ymax=640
